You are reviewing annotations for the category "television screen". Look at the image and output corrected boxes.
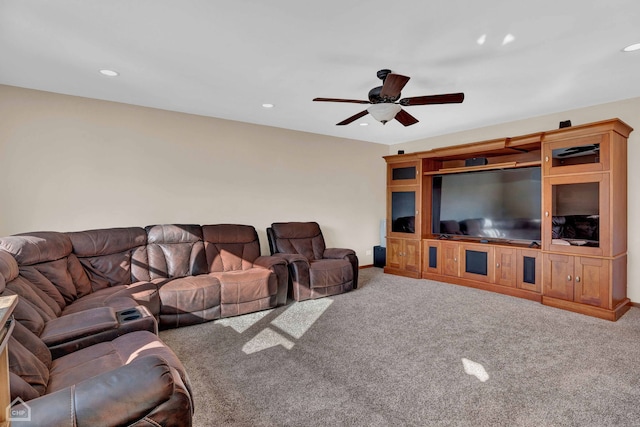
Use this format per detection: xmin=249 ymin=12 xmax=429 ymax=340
xmin=432 ymin=167 xmax=541 ymax=242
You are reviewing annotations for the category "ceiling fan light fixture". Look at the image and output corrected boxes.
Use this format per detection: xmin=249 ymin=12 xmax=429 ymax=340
xmin=367 ymin=103 xmax=401 ymax=124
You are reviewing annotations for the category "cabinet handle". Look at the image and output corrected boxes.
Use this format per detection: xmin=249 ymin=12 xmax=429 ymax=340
xmin=545 ymin=211 xmax=549 ymax=217
xmin=575 ymin=276 xmax=581 ymax=283
xmin=545 ymin=156 xmax=549 ymax=162
xmin=567 ymin=275 xmax=572 ymax=281
xmin=496 ymin=263 xmax=500 ymax=268
xmin=454 ymin=257 xmax=457 ymax=262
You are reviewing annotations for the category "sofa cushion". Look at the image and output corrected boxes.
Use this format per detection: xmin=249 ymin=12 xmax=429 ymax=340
xmin=158 ymin=275 xmax=221 ymax=315
xmin=9 ymin=372 xmax=39 ymax=402
xmin=46 ymin=331 xmax=190 ymax=396
xmin=9 ymin=292 xmax=46 ymax=336
xmin=270 ymin=222 xmax=327 ymax=261
xmin=11 ymin=321 xmax=52 ymax=368
xmin=19 ymin=266 xmax=67 ymax=310
xmin=1 ymin=232 xmax=93 ymax=309
xmin=68 ymin=227 xmax=151 ymax=289
xmin=0 ymin=232 xmax=72 ymax=266
xmin=5 ymin=275 xmax=60 ymax=319
xmin=202 ymin=224 xmax=261 ymax=272
xmin=309 ymin=259 xmax=353 ymax=289
xmin=214 ymin=269 xmax=275 ymax=302
xmin=146 ymin=224 xmax=207 ymax=279
xmin=8 ymin=336 xmax=50 ymax=396
xmin=0 ymin=249 xmax=19 ymax=286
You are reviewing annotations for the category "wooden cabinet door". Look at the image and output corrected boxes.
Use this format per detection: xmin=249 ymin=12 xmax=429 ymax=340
xmin=460 ymin=243 xmax=494 ymax=283
xmin=517 ymin=249 xmax=541 ymax=292
xmin=404 ymin=239 xmax=421 ymax=274
xmin=441 ymin=242 xmax=460 ymax=277
xmin=574 ymin=257 xmax=610 ymax=308
xmin=386 ymin=238 xmax=402 ymax=270
xmin=494 ymin=247 xmax=517 ymax=287
xmin=543 ymin=133 xmax=609 ymax=176
xmin=543 ymin=253 xmax=575 ymax=301
xmin=423 ymin=240 xmax=441 ymax=275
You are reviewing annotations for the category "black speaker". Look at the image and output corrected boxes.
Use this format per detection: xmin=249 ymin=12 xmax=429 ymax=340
xmin=465 ymin=157 xmax=488 ymax=167
xmin=559 ymin=120 xmax=572 ymax=128
xmin=373 ymin=246 xmax=386 ymax=268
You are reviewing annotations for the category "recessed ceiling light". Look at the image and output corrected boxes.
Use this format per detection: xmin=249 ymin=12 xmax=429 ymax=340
xmin=360 ymin=122 xmax=369 ymax=126
xmin=502 ymin=33 xmax=515 ymax=46
xmin=99 ymin=69 xmax=119 ymax=77
xmin=262 ymin=103 xmax=274 ymax=108
xmin=623 ymin=43 xmax=640 ymax=52
xmin=476 ymin=34 xmax=487 ymax=46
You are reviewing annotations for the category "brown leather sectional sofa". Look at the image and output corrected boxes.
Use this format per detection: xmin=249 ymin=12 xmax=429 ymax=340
xmin=0 ymin=223 xmax=291 ymax=426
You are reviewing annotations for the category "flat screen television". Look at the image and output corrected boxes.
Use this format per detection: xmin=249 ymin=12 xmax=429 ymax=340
xmin=431 ymin=166 xmax=541 ymax=242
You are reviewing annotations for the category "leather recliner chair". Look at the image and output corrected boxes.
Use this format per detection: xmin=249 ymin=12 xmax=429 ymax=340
xmin=266 ymin=222 xmax=358 ymax=301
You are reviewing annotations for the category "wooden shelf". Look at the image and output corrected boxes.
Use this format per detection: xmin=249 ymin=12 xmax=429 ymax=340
xmin=423 ymin=160 xmax=541 ymax=176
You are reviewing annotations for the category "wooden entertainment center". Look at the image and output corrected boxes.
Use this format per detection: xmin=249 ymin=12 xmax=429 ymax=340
xmin=384 ymin=118 xmax=632 ymax=320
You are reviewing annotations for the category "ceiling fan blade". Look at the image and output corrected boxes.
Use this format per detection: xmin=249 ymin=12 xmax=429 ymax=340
xmin=313 ymin=97 xmax=371 ymax=104
xmin=379 ymin=73 xmax=410 ymax=99
xmin=395 ymin=109 xmax=419 ymax=127
xmin=399 ymin=92 xmax=465 ymax=106
xmin=336 ymin=110 xmax=369 ymax=126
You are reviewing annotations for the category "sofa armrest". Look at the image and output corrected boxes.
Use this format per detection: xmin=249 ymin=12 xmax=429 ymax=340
xmin=323 ymin=248 xmax=359 ymax=289
xmin=323 ymin=248 xmax=356 ymax=260
xmin=40 ymin=307 xmax=118 ymax=347
xmin=17 ymin=355 xmax=177 ymax=427
xmin=272 ymin=253 xmax=308 ymax=265
xmin=253 ymin=255 xmax=287 ymax=270
xmin=254 ymin=256 xmax=289 ymax=306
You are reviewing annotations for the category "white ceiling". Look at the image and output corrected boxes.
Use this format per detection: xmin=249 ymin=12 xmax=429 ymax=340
xmin=1 ymin=0 xmax=639 ymax=145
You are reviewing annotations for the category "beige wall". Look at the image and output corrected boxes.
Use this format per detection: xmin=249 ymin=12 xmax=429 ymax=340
xmin=392 ymin=97 xmax=640 ymax=303
xmin=0 ymin=85 xmax=388 ymax=264
xmin=3 ymin=83 xmax=639 ymax=304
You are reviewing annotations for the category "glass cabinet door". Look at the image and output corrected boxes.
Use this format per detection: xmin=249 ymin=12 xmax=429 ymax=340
xmin=388 ymin=161 xmax=419 ymax=185
xmin=543 ymin=173 xmax=609 ymax=256
xmin=543 ymin=133 xmax=609 ymax=175
xmin=390 ymin=190 xmax=416 ymax=234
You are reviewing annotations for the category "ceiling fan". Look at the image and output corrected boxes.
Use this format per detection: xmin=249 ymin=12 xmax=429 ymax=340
xmin=313 ymin=69 xmax=464 ymax=126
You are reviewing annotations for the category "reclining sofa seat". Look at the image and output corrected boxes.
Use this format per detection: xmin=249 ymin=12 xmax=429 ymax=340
xmin=0 ymin=248 xmax=194 ymax=426
xmin=202 ymin=224 xmax=288 ymax=317
xmin=267 ymin=222 xmax=358 ymax=301
xmin=146 ymin=224 xmax=288 ymax=328
xmin=0 ymin=233 xmax=160 ymax=355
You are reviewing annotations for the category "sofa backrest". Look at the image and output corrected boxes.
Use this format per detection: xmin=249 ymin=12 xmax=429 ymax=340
xmin=145 ymin=224 xmax=207 ymax=279
xmin=68 ymin=227 xmax=150 ymax=290
xmin=0 ymin=232 xmax=92 ymax=311
xmin=269 ymin=222 xmax=326 ymax=261
xmin=201 ymin=224 xmax=261 ymax=272
xmin=8 ymin=321 xmax=52 ymax=401
xmin=0 ymin=249 xmax=61 ymax=328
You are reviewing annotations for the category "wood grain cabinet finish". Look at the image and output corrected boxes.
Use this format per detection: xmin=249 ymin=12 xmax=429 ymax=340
xmin=386 ymin=237 xmax=421 ymax=278
xmin=385 ymin=119 xmax=632 ymax=320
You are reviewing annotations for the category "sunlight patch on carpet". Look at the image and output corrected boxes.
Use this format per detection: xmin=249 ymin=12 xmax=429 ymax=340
xmin=217 ymin=309 xmax=274 ymax=333
xmin=462 ymin=358 xmax=489 ymax=382
xmin=242 ymin=328 xmax=294 ymax=354
xmin=270 ymin=298 xmax=333 ymax=339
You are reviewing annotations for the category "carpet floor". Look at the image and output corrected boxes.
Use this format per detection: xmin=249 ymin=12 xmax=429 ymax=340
xmin=159 ymin=268 xmax=640 ymax=427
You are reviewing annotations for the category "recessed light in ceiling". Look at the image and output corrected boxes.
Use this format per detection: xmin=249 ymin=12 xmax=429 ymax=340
xmin=262 ymin=103 xmax=274 ymax=108
xmin=99 ymin=69 xmax=119 ymax=77
xmin=622 ymin=43 xmax=640 ymax=52
xmin=360 ymin=122 xmax=369 ymax=126
xmin=502 ymin=34 xmax=515 ymax=46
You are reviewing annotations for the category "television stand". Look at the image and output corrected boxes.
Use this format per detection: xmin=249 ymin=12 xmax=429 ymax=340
xmin=384 ymin=118 xmax=632 ymax=320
